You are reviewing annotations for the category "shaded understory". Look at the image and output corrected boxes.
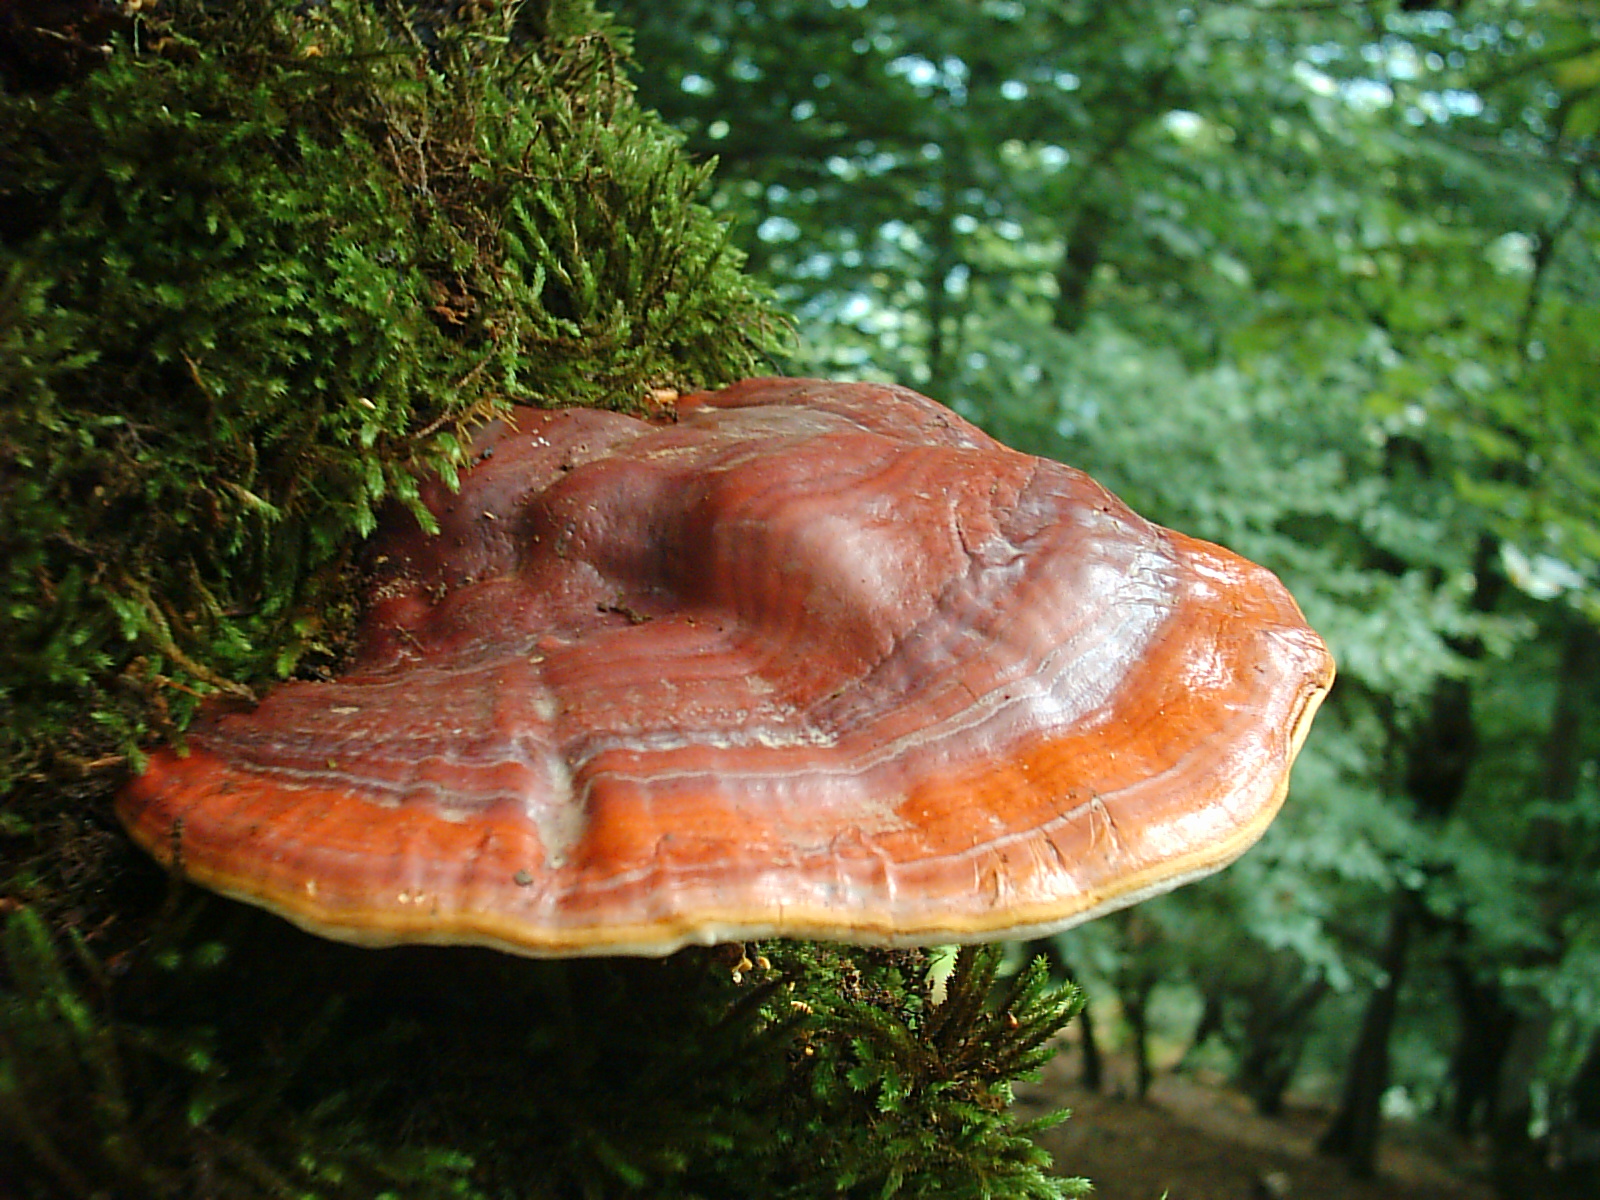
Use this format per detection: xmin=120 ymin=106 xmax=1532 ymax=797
xmin=1020 ymin=1050 xmax=1494 ymax=1200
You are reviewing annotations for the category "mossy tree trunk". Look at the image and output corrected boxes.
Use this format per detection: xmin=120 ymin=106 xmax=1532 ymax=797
xmin=1 ymin=5 xmax=1087 ymax=1197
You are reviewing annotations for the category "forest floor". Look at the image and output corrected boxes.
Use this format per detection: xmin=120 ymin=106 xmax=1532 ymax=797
xmin=1018 ymin=1051 xmax=1497 ymax=1200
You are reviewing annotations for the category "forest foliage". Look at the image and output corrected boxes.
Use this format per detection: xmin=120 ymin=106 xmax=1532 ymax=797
xmin=600 ymin=0 xmax=1600 ymax=1192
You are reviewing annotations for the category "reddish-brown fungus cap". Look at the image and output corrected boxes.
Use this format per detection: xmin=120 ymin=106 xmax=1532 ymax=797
xmin=118 ymin=378 xmax=1334 ymax=956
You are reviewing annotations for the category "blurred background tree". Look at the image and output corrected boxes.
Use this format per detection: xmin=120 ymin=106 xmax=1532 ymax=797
xmin=601 ymin=0 xmax=1600 ymax=1193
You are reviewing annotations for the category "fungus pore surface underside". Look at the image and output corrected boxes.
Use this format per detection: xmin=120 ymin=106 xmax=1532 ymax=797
xmin=118 ymin=378 xmax=1335 ymax=956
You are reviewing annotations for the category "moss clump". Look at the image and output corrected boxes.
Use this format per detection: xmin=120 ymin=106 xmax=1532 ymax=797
xmin=0 ymin=0 xmax=784 ymax=795
xmin=1 ymin=902 xmax=1086 ymax=1199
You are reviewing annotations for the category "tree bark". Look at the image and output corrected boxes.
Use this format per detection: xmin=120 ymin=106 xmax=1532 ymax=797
xmin=1238 ymin=975 xmax=1329 ymax=1118
xmin=1184 ymin=992 xmax=1224 ymax=1065
xmin=1122 ymin=977 xmax=1155 ymax=1101
xmin=1446 ymin=955 xmax=1517 ymax=1137
xmin=1053 ymin=201 xmax=1110 ymax=334
xmin=1076 ymin=990 xmax=1105 ymax=1093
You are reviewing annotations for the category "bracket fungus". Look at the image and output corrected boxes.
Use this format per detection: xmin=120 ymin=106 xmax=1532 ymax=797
xmin=118 ymin=378 xmax=1334 ymax=957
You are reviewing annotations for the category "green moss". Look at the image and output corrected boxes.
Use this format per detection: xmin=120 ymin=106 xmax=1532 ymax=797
xmin=1 ymin=902 xmax=1085 ymax=1199
xmin=0 ymin=904 xmax=481 ymax=1199
xmin=0 ymin=0 xmax=784 ymax=792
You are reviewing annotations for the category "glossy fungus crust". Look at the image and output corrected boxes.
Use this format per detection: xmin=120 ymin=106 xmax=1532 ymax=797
xmin=118 ymin=378 xmax=1335 ymax=956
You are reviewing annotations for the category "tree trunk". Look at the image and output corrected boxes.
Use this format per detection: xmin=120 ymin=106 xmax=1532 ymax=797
xmin=1053 ymin=201 xmax=1109 ymax=334
xmin=1239 ymin=975 xmax=1329 ymax=1118
xmin=1193 ymin=992 xmax=1225 ymax=1049
xmin=1180 ymin=991 xmax=1224 ymax=1070
xmin=1076 ymin=993 xmax=1105 ymax=1092
xmin=1446 ymin=955 xmax=1517 ymax=1137
xmin=1318 ymin=893 xmax=1416 ymax=1177
xmin=1123 ymin=978 xmax=1154 ymax=1101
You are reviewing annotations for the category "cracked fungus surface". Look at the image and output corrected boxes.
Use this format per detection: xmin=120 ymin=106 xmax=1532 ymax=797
xmin=118 ymin=377 xmax=1335 ymax=956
